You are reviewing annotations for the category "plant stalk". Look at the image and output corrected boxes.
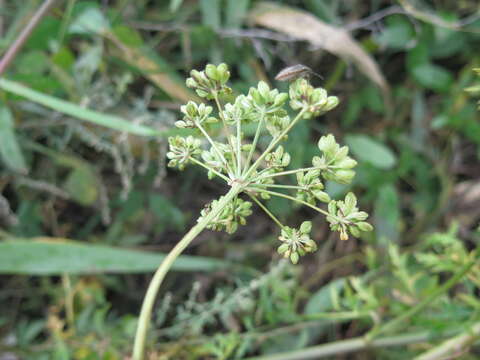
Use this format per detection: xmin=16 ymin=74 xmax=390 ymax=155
xmin=132 ymin=184 xmax=243 ymax=360
xmin=244 ymin=329 xmax=456 ymax=360
xmin=414 ymin=321 xmax=480 ymax=360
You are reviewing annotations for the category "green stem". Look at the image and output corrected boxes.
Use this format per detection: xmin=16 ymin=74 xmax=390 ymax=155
xmin=253 ymin=166 xmax=328 ymax=182
xmin=244 ymin=330 xmax=456 ymax=360
xmin=236 ymin=116 xmax=242 ymax=177
xmin=132 ymin=184 xmax=243 ymax=360
xmin=251 ymin=183 xmax=306 ymax=191
xmin=195 ymin=121 xmax=233 ymax=177
xmin=243 ymin=111 xmax=266 ymax=176
xmin=247 ymin=188 xmax=341 ymax=222
xmin=244 ymin=108 xmax=306 ymax=178
xmin=414 ymin=321 xmax=480 ymax=360
xmin=365 ymin=247 xmax=480 ymax=342
xmin=190 ymin=157 xmax=230 ymax=182
xmin=213 ymin=92 xmax=237 ymax=173
xmin=247 ymin=194 xmax=284 ymax=229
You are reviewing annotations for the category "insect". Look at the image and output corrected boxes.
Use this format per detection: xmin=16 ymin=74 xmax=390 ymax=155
xmin=274 ymin=64 xmax=323 ymax=81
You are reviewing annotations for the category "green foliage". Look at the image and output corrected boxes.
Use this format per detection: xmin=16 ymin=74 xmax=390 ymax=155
xmin=1 ymin=0 xmax=479 ymax=359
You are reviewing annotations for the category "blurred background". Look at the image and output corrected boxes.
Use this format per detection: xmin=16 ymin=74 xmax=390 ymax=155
xmin=0 ymin=0 xmax=480 ymax=359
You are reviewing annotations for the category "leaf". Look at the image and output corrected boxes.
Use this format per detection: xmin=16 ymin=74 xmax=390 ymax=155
xmin=25 ymin=142 xmax=99 ymax=205
xmin=200 ymin=0 xmax=221 ymax=30
xmin=374 ymin=184 xmax=400 ymax=243
xmin=374 ymin=15 xmax=415 ymax=50
xmin=305 ymin=278 xmax=347 ymax=314
xmin=64 ymin=166 xmax=98 ymax=205
xmin=68 ymin=6 xmax=110 ymax=35
xmin=0 ymin=102 xmax=27 ymax=173
xmin=410 ymin=63 xmax=453 ymax=92
xmin=170 ymin=0 xmax=184 ymax=13
xmin=0 ymin=78 xmax=161 ymax=136
xmin=0 ymin=239 xmax=230 ymax=275
xmin=249 ymin=2 xmax=389 ymax=94
xmin=107 ymin=29 xmax=199 ymax=103
xmin=345 ymin=134 xmax=396 ymax=169
xmin=226 ymin=0 xmax=250 ymax=29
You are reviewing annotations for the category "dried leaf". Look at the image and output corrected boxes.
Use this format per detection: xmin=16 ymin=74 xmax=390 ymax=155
xmin=106 ymin=31 xmax=200 ymax=103
xmin=249 ymin=2 xmax=389 ymax=94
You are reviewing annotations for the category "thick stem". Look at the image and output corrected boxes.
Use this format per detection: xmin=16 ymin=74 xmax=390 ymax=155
xmin=132 ymin=184 xmax=243 ymax=360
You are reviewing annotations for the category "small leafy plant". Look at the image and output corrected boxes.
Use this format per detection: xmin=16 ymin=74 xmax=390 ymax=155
xmin=133 ymin=63 xmax=373 ymax=359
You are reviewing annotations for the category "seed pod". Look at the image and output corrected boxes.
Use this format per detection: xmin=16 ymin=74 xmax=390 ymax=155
xmin=275 ymin=64 xmax=323 ymax=81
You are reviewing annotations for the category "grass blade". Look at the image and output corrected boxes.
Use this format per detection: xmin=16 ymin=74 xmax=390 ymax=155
xmin=0 ymin=238 xmax=230 ymax=275
xmin=0 ymin=78 xmax=162 ymax=136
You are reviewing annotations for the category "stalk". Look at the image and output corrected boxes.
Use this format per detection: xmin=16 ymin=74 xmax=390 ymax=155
xmin=132 ymin=184 xmax=243 ymax=360
xmin=244 ymin=108 xmax=306 ymax=179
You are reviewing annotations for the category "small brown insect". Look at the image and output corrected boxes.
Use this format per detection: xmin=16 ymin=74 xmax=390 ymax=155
xmin=275 ymin=64 xmax=323 ymax=82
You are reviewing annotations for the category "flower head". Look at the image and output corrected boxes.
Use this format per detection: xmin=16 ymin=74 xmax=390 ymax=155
xmin=277 ymin=221 xmax=317 ymax=264
xmin=167 ymin=63 xmax=373 ymax=262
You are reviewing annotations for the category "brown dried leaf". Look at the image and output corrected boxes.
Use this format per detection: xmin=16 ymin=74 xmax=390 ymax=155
xmin=249 ymin=2 xmax=389 ymax=94
xmin=106 ymin=32 xmax=200 ymax=103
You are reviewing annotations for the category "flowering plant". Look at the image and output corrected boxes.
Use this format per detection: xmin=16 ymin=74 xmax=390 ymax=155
xmin=133 ymin=63 xmax=372 ymax=359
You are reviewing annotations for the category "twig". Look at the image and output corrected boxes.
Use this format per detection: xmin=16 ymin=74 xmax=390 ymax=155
xmin=0 ymin=0 xmax=57 ymax=76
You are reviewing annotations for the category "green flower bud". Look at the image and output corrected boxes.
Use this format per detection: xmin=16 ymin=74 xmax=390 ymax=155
xmin=166 ymin=135 xmax=202 ymax=170
xmin=205 ymin=64 xmax=219 ymax=81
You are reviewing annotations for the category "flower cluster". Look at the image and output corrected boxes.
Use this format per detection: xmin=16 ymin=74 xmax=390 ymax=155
xmin=289 ymin=78 xmax=339 ymax=119
xmin=166 ymin=136 xmax=201 ymax=170
xmin=327 ymin=193 xmax=373 ymax=240
xmin=175 ymin=101 xmax=217 ymax=128
xmin=277 ymin=221 xmax=317 ymax=264
xmin=186 ymin=63 xmax=231 ymax=99
xmin=198 ymin=196 xmax=252 ymax=234
xmin=167 ymin=63 xmax=373 ymax=263
xmin=313 ymin=134 xmax=357 ymax=184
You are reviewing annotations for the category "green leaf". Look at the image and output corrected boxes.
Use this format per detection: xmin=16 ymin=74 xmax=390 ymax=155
xmin=200 ymin=0 xmax=221 ymax=30
xmin=374 ymin=184 xmax=400 ymax=244
xmin=226 ymin=0 xmax=250 ymax=28
xmin=64 ymin=166 xmax=98 ymax=205
xmin=169 ymin=0 xmax=184 ymax=12
xmin=375 ymin=15 xmax=415 ymax=49
xmin=0 ymin=239 xmax=230 ymax=275
xmin=410 ymin=63 xmax=453 ymax=92
xmin=68 ymin=6 xmax=110 ymax=35
xmin=305 ymin=278 xmax=347 ymax=314
xmin=0 ymin=102 xmax=27 ymax=173
xmin=0 ymin=78 xmax=161 ymax=136
xmin=345 ymin=134 xmax=396 ymax=169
